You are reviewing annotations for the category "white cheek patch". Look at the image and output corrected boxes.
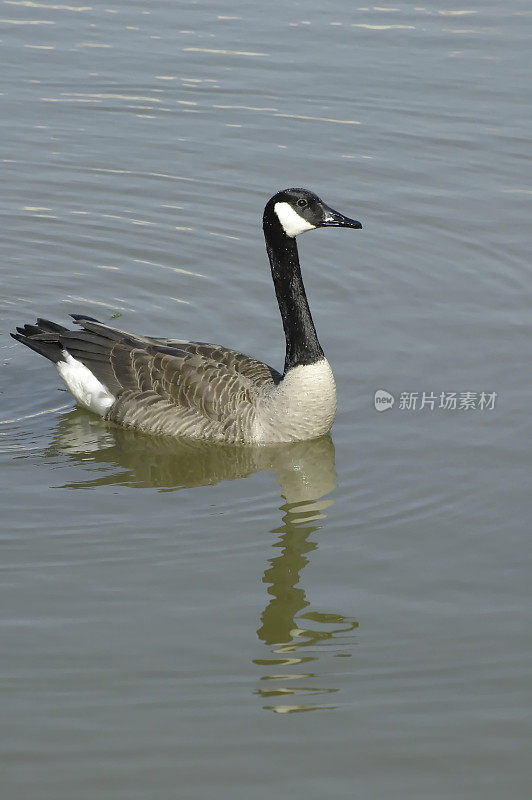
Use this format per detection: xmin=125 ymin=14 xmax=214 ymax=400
xmin=274 ymin=202 xmax=316 ymax=238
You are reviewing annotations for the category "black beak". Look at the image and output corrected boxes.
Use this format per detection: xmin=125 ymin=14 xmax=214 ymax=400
xmin=321 ymin=204 xmax=362 ymax=229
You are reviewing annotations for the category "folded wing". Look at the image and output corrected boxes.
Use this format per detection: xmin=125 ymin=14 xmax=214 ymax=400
xmin=14 ymin=315 xmax=281 ymax=442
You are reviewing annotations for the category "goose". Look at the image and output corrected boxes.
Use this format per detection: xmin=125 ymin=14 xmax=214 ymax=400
xmin=11 ymin=188 xmax=362 ymax=444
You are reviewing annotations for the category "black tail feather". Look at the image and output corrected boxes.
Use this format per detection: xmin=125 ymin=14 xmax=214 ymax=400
xmin=16 ymin=324 xmax=42 ymax=337
xmin=11 ymin=314 xmax=124 ymax=393
xmin=36 ymin=318 xmax=69 ymax=334
xmin=70 ymin=313 xmax=101 ymax=324
xmin=10 ymin=331 xmax=63 ymax=363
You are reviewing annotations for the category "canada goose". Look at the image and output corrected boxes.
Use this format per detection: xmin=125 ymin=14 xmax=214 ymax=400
xmin=11 ymin=188 xmax=362 ymax=443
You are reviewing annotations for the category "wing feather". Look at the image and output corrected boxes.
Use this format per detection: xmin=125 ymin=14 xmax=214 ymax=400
xmin=13 ymin=315 xmax=280 ymax=441
xmin=95 ymin=321 xmax=280 ymax=440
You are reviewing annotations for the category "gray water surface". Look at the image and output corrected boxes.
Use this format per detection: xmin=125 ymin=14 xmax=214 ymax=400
xmin=1 ymin=2 xmax=531 ymax=798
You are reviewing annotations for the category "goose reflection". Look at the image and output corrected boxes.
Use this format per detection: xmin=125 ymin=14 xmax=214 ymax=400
xmin=48 ymin=409 xmax=358 ymax=711
xmin=255 ymin=462 xmax=358 ymax=714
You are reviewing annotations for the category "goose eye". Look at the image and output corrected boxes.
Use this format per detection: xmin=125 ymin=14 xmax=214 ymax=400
xmin=297 ymin=199 xmax=307 ymax=208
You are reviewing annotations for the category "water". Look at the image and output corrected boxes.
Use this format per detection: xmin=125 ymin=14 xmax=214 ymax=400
xmin=1 ymin=1 xmax=531 ymax=798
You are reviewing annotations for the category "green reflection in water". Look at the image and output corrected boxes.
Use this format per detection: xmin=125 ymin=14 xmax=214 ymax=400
xmin=254 ymin=442 xmax=358 ymax=713
xmin=46 ymin=409 xmax=358 ymax=713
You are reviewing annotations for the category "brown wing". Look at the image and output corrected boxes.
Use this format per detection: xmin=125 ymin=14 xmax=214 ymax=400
xmin=64 ymin=316 xmax=280 ymax=441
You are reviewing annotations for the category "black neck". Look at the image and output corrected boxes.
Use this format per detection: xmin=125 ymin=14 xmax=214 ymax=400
xmin=263 ymin=209 xmax=324 ymax=374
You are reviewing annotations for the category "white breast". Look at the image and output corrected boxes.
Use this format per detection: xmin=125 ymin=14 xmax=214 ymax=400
xmin=253 ymin=359 xmax=337 ymax=442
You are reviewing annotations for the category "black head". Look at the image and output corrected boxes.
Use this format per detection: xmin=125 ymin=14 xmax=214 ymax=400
xmin=264 ymin=188 xmax=362 ymax=238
